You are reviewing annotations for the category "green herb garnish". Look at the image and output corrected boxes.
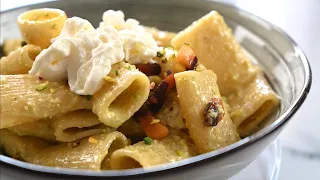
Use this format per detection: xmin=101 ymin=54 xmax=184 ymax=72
xmin=52 ymin=24 xmax=57 ymax=29
xmin=143 ymin=137 xmax=152 ymax=145
xmin=35 ymin=81 xmax=48 ymax=91
xmin=184 ymin=42 xmax=191 ymax=46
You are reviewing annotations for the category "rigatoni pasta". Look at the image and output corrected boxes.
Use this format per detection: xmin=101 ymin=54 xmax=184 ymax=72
xmin=110 ymin=130 xmax=197 ymax=169
xmin=0 ymin=129 xmax=51 ymax=162
xmin=33 ymin=132 xmax=128 ymax=170
xmin=175 ymin=70 xmax=240 ymax=153
xmin=171 ymin=11 xmax=259 ymax=95
xmin=52 ymin=110 xmax=114 ymax=142
xmin=0 ymin=8 xmax=279 ymax=171
xmin=0 ymin=44 xmax=41 ymax=75
xmin=0 ymin=74 xmax=91 ymax=128
xmin=92 ymin=62 xmax=150 ymax=128
xmin=17 ymin=8 xmax=67 ymax=48
xmin=2 ymin=39 xmax=24 ymax=56
xmin=227 ymin=74 xmax=280 ymax=137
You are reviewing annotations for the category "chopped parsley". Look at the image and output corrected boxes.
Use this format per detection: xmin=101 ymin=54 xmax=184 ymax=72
xmin=184 ymin=42 xmax=191 ymax=46
xmin=52 ymin=24 xmax=57 ymax=29
xmin=35 ymin=81 xmax=48 ymax=91
xmin=143 ymin=137 xmax=152 ymax=145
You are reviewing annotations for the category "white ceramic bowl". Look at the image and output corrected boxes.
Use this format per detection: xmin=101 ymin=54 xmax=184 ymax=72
xmin=0 ymin=0 xmax=312 ymax=179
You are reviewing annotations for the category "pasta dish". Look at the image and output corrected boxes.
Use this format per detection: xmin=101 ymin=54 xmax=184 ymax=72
xmin=0 ymin=8 xmax=279 ymax=170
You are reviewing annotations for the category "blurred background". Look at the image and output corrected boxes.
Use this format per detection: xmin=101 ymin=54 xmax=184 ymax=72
xmin=1 ymin=0 xmax=319 ymax=179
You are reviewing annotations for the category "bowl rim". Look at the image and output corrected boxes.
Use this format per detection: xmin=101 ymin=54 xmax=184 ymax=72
xmin=0 ymin=0 xmax=312 ymax=177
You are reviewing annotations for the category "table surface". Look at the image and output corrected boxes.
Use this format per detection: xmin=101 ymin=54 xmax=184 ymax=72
xmin=1 ymin=0 xmax=320 ymax=179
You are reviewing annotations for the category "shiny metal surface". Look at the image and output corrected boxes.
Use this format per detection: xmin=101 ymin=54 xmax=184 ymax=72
xmin=0 ymin=0 xmax=312 ymax=179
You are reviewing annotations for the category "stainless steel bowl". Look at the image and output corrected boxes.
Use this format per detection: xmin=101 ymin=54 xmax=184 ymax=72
xmin=0 ymin=0 xmax=312 ymax=179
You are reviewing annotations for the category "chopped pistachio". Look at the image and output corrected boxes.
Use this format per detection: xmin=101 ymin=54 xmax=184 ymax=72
xmin=104 ymin=76 xmax=116 ymax=83
xmin=88 ymin=137 xmax=98 ymax=144
xmin=151 ymin=119 xmax=160 ymax=124
xmin=125 ymin=64 xmax=132 ymax=70
xmin=49 ymin=88 xmax=55 ymax=93
xmin=35 ymin=81 xmax=49 ymax=91
xmin=143 ymin=137 xmax=152 ymax=145
xmin=232 ymin=74 xmax=239 ymax=80
xmin=176 ymin=150 xmax=184 ymax=157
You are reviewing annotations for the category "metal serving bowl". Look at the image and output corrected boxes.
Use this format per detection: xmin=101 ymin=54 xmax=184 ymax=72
xmin=0 ymin=0 xmax=312 ymax=179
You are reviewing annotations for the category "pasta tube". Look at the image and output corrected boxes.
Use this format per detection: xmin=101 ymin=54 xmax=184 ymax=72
xmin=227 ymin=74 xmax=279 ymax=137
xmin=0 ymin=44 xmax=41 ymax=75
xmin=92 ymin=62 xmax=150 ymax=128
xmin=171 ymin=11 xmax=258 ymax=95
xmin=32 ymin=132 xmax=128 ymax=170
xmin=2 ymin=39 xmax=24 ymax=56
xmin=8 ymin=118 xmax=56 ymax=142
xmin=52 ymin=110 xmax=114 ymax=142
xmin=0 ymin=75 xmax=92 ymax=128
xmin=175 ymin=70 xmax=240 ymax=153
xmin=110 ymin=130 xmax=197 ymax=169
xmin=17 ymin=8 xmax=67 ymax=48
xmin=0 ymin=129 xmax=51 ymax=162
